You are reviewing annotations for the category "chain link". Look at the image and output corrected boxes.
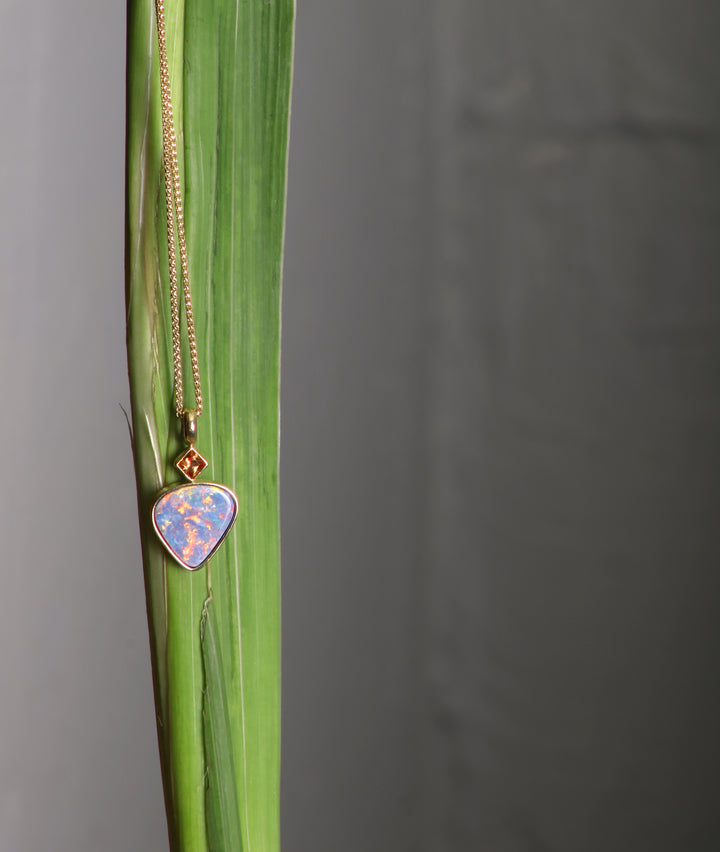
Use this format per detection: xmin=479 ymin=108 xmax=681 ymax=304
xmin=155 ymin=0 xmax=203 ymax=418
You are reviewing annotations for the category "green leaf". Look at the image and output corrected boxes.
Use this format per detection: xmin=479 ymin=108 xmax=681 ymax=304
xmin=201 ymin=596 xmax=243 ymax=849
xmin=125 ymin=1 xmax=294 ymax=849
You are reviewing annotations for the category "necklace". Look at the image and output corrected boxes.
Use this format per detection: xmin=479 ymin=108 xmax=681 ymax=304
xmin=150 ymin=0 xmax=238 ymax=571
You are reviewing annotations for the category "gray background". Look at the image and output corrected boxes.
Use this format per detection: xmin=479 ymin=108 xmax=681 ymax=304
xmin=1 ymin=1 xmax=719 ymax=850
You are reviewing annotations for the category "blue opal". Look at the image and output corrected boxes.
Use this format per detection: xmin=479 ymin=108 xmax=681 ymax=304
xmin=153 ymin=483 xmax=237 ymax=569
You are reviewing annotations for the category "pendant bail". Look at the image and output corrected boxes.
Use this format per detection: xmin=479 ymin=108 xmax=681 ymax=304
xmin=183 ymin=409 xmax=198 ymax=446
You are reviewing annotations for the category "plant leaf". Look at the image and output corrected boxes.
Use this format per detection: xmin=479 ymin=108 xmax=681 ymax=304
xmin=126 ymin=1 xmax=294 ymax=849
xmin=201 ymin=596 xmax=243 ymax=849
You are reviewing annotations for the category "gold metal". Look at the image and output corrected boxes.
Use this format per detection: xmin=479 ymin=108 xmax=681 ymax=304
xmin=155 ymin=0 xmax=203 ymax=419
xmin=151 ymin=0 xmax=239 ymax=572
xmin=182 ymin=409 xmax=198 ymax=446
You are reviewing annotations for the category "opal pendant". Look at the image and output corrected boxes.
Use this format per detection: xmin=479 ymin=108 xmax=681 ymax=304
xmin=152 ymin=444 xmax=238 ymax=571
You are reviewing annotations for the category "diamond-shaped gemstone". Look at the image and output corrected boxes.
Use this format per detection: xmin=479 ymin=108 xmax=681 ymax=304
xmin=176 ymin=447 xmax=208 ymax=481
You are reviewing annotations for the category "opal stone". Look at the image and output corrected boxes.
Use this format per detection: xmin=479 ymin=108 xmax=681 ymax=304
xmin=152 ymin=483 xmax=237 ymax=569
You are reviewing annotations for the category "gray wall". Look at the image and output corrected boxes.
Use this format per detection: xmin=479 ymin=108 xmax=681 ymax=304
xmin=1 ymin=1 xmax=719 ymax=850
xmin=283 ymin=2 xmax=720 ymax=851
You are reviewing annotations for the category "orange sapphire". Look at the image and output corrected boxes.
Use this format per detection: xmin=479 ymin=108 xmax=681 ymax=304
xmin=176 ymin=447 xmax=208 ymax=481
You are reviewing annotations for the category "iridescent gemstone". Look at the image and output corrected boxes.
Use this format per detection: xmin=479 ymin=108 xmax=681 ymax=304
xmin=152 ymin=483 xmax=237 ymax=570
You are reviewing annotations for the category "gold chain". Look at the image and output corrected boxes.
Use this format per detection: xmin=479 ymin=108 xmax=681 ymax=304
xmin=155 ymin=0 xmax=203 ymax=418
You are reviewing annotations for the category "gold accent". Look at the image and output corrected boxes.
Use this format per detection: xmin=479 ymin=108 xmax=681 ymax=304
xmin=155 ymin=0 xmax=203 ymax=419
xmin=182 ymin=408 xmax=198 ymax=446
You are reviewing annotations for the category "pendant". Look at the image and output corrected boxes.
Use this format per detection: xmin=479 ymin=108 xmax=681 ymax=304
xmin=151 ymin=416 xmax=238 ymax=571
